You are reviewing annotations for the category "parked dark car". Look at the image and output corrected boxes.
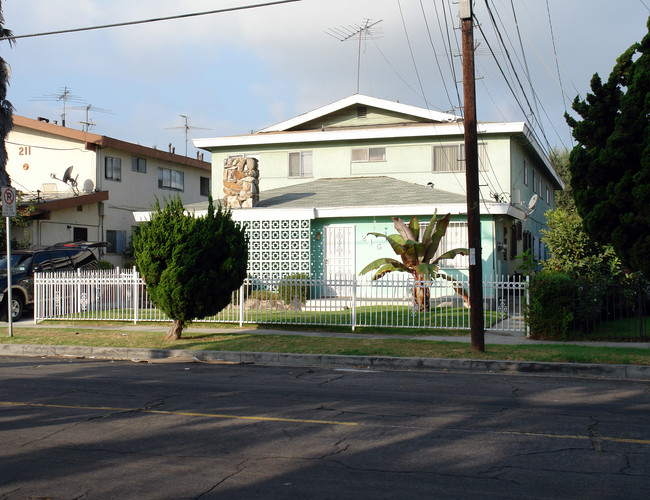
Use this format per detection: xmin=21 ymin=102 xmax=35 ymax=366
xmin=0 ymin=242 xmax=105 ymax=321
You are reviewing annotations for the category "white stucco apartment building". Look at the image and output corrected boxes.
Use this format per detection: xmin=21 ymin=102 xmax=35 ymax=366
xmin=6 ymin=115 xmax=211 ymax=266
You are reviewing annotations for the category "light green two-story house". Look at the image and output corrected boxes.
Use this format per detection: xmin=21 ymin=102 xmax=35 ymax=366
xmin=192 ymin=94 xmax=562 ymax=283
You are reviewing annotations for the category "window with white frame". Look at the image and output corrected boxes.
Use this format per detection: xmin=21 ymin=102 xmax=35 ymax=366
xmin=419 ymin=221 xmax=469 ymax=268
xmin=105 ymin=156 xmax=121 ymax=181
xmin=432 ymin=143 xmax=488 ymax=172
xmin=288 ymin=151 xmax=313 ymax=178
xmin=546 ymin=185 xmax=551 ymax=205
xmin=351 ymin=146 xmax=386 ymax=162
xmin=158 ymin=168 xmax=184 ymax=191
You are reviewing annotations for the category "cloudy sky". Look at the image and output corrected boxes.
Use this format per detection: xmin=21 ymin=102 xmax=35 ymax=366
xmin=3 ymin=0 xmax=649 ymax=160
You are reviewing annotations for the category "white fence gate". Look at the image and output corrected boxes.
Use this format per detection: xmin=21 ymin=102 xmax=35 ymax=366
xmin=34 ymin=269 xmax=528 ymax=332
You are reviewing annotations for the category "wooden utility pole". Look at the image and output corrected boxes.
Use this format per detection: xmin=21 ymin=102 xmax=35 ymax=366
xmin=460 ymin=0 xmax=485 ymax=351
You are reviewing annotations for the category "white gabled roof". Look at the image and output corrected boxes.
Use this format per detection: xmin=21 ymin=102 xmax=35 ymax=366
xmin=258 ymin=94 xmax=461 ymax=132
xmin=194 ymin=121 xmax=525 ymax=150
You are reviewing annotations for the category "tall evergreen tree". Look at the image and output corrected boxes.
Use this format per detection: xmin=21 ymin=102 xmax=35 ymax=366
xmin=134 ymin=196 xmax=248 ymax=339
xmin=565 ymin=17 xmax=650 ymax=276
xmin=0 ymin=1 xmax=14 ymax=187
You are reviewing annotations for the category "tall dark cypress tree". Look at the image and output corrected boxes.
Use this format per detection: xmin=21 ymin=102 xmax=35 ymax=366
xmin=0 ymin=0 xmax=14 ymax=187
xmin=566 ymin=17 xmax=650 ymax=277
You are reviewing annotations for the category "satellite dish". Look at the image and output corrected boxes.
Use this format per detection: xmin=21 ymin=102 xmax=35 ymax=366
xmin=50 ymin=165 xmax=79 ymax=195
xmin=62 ymin=166 xmax=74 ymax=184
xmin=528 ymin=194 xmax=539 ymax=211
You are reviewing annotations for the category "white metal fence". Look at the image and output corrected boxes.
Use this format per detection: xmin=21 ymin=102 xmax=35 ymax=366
xmin=34 ymin=269 xmax=527 ymax=332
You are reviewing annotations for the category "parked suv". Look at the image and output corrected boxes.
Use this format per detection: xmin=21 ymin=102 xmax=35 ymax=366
xmin=0 ymin=242 xmax=105 ymax=321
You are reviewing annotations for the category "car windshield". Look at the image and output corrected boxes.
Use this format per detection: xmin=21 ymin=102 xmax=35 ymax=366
xmin=0 ymin=254 xmax=34 ymax=274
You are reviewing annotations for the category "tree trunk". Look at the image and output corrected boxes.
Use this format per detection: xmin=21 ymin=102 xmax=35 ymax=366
xmin=166 ymin=319 xmax=184 ymax=340
xmin=412 ymin=278 xmax=431 ymax=312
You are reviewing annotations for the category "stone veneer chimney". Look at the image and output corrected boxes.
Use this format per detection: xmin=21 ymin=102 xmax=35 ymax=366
xmin=223 ymin=156 xmax=259 ymax=209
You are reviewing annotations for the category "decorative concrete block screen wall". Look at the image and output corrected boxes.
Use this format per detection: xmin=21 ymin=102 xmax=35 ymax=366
xmin=223 ymin=156 xmax=259 ymax=208
xmin=243 ymin=219 xmax=311 ymax=280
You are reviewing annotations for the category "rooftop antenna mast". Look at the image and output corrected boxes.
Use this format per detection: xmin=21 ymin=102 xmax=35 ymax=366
xmin=325 ymin=19 xmax=383 ymax=94
xmin=31 ymin=86 xmax=85 ymax=127
xmin=165 ymin=115 xmax=210 ymax=156
xmin=70 ymin=104 xmax=112 ymax=132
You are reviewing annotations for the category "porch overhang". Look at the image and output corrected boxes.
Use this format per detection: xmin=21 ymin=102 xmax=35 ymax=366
xmin=134 ymin=201 xmax=519 ymax=223
xmin=24 ymin=191 xmax=109 ymax=220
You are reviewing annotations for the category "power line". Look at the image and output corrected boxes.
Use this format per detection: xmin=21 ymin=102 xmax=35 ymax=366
xmin=479 ymin=2 xmax=553 ymax=153
xmin=419 ymin=0 xmax=455 ymax=111
xmin=545 ymin=0 xmax=568 ymax=117
xmin=0 ymin=0 xmax=302 ymax=41
xmin=397 ymin=0 xmax=429 ymax=109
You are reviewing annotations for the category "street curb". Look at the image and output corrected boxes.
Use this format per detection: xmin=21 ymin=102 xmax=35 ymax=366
xmin=1 ymin=344 xmax=649 ymax=380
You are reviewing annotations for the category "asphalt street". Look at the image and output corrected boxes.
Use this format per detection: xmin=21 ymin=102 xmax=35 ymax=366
xmin=1 ymin=357 xmax=649 ymax=499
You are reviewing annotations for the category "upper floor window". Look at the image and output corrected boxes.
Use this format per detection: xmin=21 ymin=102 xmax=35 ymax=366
xmin=546 ymin=184 xmax=550 ymax=204
xmin=132 ymin=157 xmax=146 ymax=173
xmin=200 ymin=176 xmax=210 ymax=197
xmin=433 ymin=143 xmax=487 ymax=172
xmin=532 ymin=169 xmax=537 ymax=193
xmin=351 ymin=147 xmax=386 ymax=162
xmin=288 ymin=151 xmax=313 ymax=178
xmin=158 ymin=167 xmax=184 ymax=191
xmin=523 ymin=158 xmax=529 ymax=186
xmin=105 ymin=156 xmax=121 ymax=181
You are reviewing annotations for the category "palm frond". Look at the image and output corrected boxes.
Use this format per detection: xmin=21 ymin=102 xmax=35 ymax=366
xmin=370 ymin=262 xmax=409 ymax=280
xmin=367 ymin=232 xmax=406 ymax=257
xmin=433 ymin=247 xmax=469 ymax=264
xmin=392 ymin=217 xmax=416 ymax=242
xmin=359 ymin=257 xmax=402 ymax=276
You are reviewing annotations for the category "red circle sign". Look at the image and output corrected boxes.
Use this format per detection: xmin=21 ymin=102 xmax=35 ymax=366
xmin=3 ymin=188 xmax=14 ymax=205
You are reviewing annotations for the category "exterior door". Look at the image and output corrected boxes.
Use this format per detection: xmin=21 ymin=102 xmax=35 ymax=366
xmin=323 ymin=225 xmax=355 ymax=296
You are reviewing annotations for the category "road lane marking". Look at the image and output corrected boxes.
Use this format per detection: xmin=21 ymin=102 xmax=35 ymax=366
xmin=500 ymin=430 xmax=650 ymax=445
xmin=0 ymin=401 xmax=358 ymax=426
xmin=2 ymin=401 xmax=649 ymax=444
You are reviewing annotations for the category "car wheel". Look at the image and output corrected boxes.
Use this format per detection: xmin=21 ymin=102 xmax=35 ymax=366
xmin=11 ymin=295 xmax=24 ymax=321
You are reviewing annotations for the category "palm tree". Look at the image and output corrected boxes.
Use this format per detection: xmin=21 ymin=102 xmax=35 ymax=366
xmin=359 ymin=211 xmax=469 ymax=311
xmin=0 ymin=0 xmax=14 ymax=187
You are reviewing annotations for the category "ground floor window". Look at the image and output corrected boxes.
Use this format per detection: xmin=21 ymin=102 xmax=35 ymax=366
xmin=106 ymin=230 xmax=127 ymax=254
xmin=419 ymin=220 xmax=469 ymax=268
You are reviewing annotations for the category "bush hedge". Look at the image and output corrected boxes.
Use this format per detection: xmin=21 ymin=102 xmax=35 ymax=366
xmin=526 ymin=271 xmax=575 ymax=340
xmin=278 ymin=273 xmax=311 ymax=306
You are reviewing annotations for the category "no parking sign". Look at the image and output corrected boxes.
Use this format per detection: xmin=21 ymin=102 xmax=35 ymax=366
xmin=2 ymin=186 xmax=16 ymax=217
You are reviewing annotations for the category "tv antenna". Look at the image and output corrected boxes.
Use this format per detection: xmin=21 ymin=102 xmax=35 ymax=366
xmin=31 ymin=86 xmax=86 ymax=127
xmin=165 ymin=115 xmax=210 ymax=156
xmin=70 ymin=104 xmax=113 ymax=132
xmin=325 ymin=19 xmax=383 ymax=94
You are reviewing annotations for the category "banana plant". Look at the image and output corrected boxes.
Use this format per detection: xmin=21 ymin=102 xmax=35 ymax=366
xmin=359 ymin=211 xmax=469 ymax=311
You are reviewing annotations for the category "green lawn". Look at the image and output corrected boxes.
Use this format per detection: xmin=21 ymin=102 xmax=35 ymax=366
xmin=2 ymin=326 xmax=649 ymax=366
